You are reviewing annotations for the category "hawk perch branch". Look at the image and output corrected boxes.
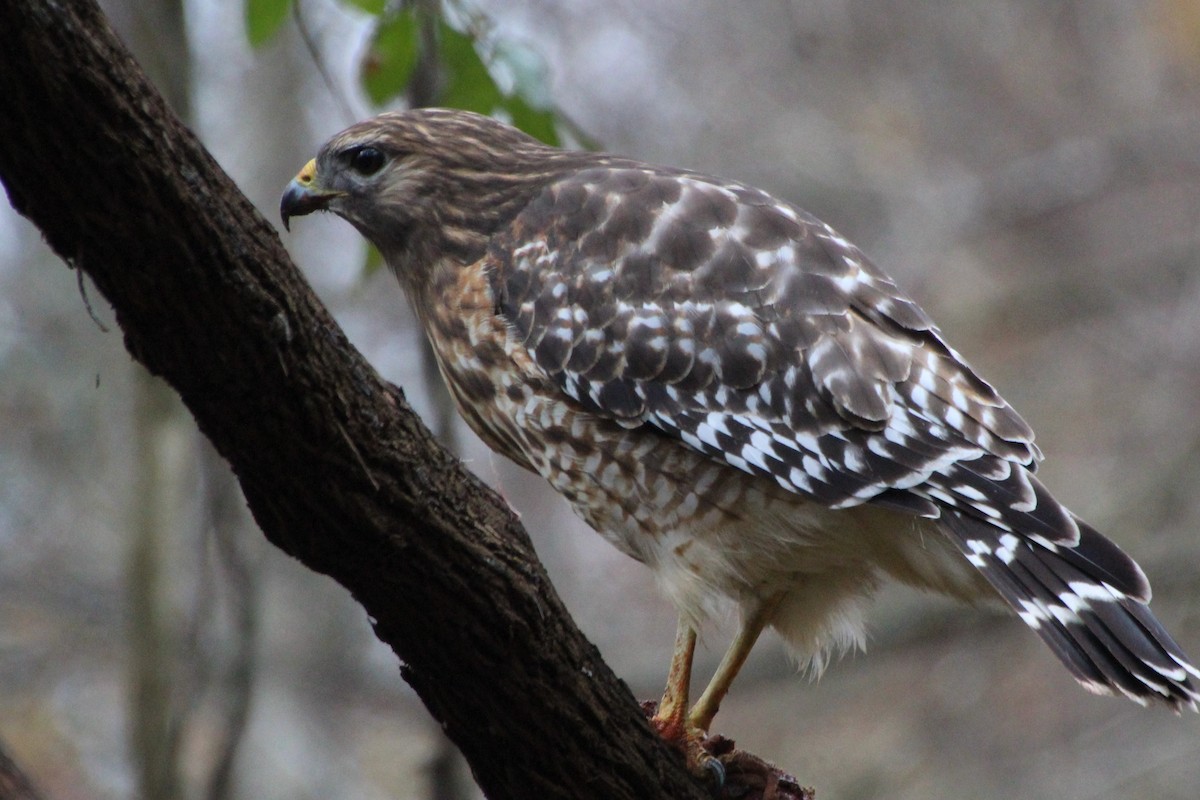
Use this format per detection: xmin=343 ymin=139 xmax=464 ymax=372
xmin=0 ymin=3 xmax=740 ymax=799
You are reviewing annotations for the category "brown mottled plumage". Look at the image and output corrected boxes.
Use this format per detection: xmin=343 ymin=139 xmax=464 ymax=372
xmin=281 ymin=109 xmax=1198 ymax=746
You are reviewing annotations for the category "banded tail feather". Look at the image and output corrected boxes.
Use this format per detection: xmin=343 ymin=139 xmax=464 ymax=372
xmin=944 ymin=509 xmax=1200 ymax=711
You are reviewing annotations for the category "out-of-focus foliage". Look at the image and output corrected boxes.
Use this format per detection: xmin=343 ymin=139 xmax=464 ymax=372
xmin=245 ymin=0 xmax=562 ymax=146
xmin=244 ymin=0 xmax=292 ymax=47
xmin=359 ymin=8 xmax=420 ymax=103
xmin=346 ymin=0 xmax=388 ymax=13
xmin=431 ymin=17 xmax=560 ymax=145
xmin=360 ymin=2 xmax=561 ymax=145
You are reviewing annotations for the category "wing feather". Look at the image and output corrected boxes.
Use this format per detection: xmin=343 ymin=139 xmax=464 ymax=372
xmin=488 ymin=164 xmax=1049 ymax=535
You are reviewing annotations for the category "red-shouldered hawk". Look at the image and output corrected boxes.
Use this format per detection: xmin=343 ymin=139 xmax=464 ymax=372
xmin=281 ymin=108 xmax=1198 ymax=761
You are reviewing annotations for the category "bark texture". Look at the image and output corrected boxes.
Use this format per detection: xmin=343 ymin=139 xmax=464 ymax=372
xmin=0 ymin=2 xmax=715 ymax=798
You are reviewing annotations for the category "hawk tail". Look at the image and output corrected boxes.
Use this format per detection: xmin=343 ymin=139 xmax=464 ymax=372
xmin=943 ymin=509 xmax=1200 ymax=711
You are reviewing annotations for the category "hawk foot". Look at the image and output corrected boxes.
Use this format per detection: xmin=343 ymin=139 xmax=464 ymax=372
xmin=644 ymin=700 xmax=724 ymax=789
xmin=641 ymin=702 xmax=815 ymax=800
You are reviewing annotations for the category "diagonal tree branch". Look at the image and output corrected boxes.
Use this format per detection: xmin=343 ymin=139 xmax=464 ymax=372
xmin=0 ymin=2 xmax=717 ymax=798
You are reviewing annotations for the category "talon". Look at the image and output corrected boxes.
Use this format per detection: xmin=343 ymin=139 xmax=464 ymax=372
xmin=700 ymin=752 xmax=726 ymax=791
xmin=654 ymin=718 xmax=725 ymax=785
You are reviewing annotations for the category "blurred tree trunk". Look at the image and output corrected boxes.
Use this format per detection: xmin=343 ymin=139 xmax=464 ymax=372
xmin=124 ymin=1 xmax=188 ymax=792
xmin=128 ymin=369 xmax=184 ymax=800
xmin=0 ymin=2 xmax=718 ymax=799
xmin=114 ymin=2 xmax=265 ymax=797
xmin=0 ymin=741 xmax=46 ymax=800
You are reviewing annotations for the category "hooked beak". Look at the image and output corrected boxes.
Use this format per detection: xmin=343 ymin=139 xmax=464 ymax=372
xmin=280 ymin=158 xmax=342 ymax=230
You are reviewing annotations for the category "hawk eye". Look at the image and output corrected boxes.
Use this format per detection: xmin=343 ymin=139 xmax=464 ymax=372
xmin=347 ymin=146 xmax=385 ymax=176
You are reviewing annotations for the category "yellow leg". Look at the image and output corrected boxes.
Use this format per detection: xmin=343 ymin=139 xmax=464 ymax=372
xmin=651 ymin=616 xmax=697 ymax=742
xmin=687 ymin=593 xmax=783 ymax=732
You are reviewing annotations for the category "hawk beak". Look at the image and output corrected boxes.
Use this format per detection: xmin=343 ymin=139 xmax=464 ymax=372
xmin=280 ymin=158 xmax=341 ymax=231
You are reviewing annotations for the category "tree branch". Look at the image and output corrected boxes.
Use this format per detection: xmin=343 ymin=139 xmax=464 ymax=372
xmin=0 ymin=2 xmax=715 ymax=798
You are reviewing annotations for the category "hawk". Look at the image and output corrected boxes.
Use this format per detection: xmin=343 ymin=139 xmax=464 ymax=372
xmin=281 ymin=108 xmax=1198 ymax=758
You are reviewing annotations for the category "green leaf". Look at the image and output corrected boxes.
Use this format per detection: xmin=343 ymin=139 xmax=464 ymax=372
xmin=361 ymin=9 xmax=422 ymax=104
xmin=355 ymin=6 xmax=566 ymax=144
xmin=245 ymin=0 xmax=292 ymax=47
xmin=500 ymin=95 xmax=560 ymax=147
xmin=437 ymin=21 xmax=506 ymax=116
xmin=345 ymin=0 xmax=388 ymax=15
xmin=361 ymin=243 xmax=385 ymax=277
xmin=435 ymin=21 xmax=559 ymax=144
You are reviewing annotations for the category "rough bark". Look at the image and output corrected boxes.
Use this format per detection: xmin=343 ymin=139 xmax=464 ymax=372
xmin=0 ymin=2 xmax=712 ymax=799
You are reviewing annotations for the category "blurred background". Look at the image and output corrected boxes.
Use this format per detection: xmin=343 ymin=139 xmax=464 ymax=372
xmin=2 ymin=1 xmax=1200 ymax=798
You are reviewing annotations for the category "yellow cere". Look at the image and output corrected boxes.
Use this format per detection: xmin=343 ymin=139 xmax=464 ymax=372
xmin=295 ymin=158 xmax=317 ymax=186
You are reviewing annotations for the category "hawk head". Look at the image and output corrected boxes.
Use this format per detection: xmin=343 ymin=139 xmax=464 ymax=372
xmin=281 ymin=108 xmax=581 ymax=281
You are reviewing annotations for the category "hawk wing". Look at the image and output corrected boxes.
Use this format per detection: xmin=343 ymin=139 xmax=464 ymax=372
xmin=488 ymin=166 xmax=1199 ymax=701
xmin=487 ymin=164 xmax=1079 ymax=539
